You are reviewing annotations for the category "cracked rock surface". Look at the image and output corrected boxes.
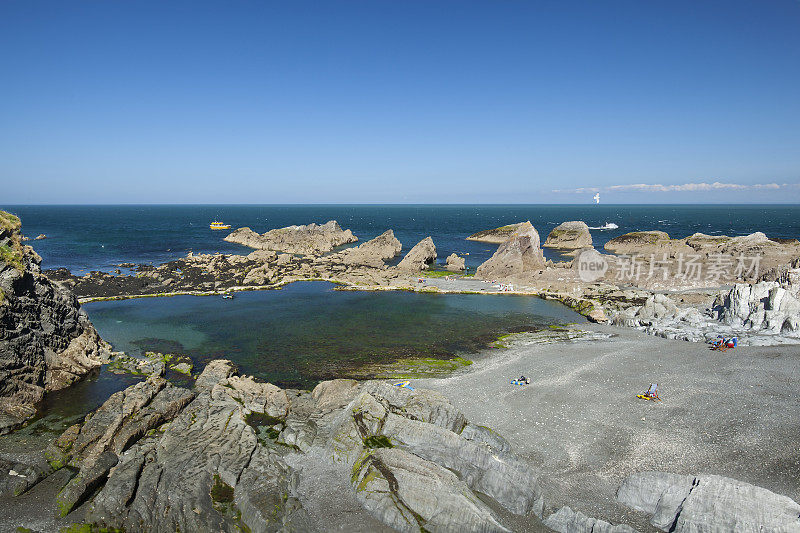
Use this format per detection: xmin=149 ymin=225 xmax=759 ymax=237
xmin=26 ymin=363 xmax=542 ymax=532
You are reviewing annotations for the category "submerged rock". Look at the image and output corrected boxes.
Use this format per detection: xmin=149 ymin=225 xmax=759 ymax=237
xmin=475 ymin=221 xmax=545 ymax=279
xmin=543 ymin=221 xmax=593 ymax=249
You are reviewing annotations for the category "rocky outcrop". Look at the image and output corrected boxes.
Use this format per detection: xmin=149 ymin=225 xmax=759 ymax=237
xmin=445 ymin=253 xmax=465 ymax=272
xmin=616 ymin=471 xmax=800 ymax=532
xmin=0 ymin=211 xmax=111 ymax=434
xmin=604 ymin=231 xmax=673 ymax=255
xmin=396 ymin=237 xmax=437 ymax=272
xmin=543 ymin=506 xmax=639 ymax=533
xmin=331 ymin=230 xmax=402 ymax=267
xmin=603 ymin=231 xmax=800 ymax=289
xmin=39 ymin=362 xmax=541 ymax=532
xmin=475 ymin=221 xmax=545 ymax=279
xmin=224 ymin=220 xmax=358 ymax=256
xmin=609 ymin=281 xmax=800 ymax=345
xmin=543 ymin=221 xmax=592 ymax=249
xmin=466 ymin=223 xmax=525 ymax=244
xmin=711 ymin=281 xmax=800 ymax=336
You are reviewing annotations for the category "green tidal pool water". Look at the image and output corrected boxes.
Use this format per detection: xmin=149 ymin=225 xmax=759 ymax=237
xmin=84 ymin=282 xmax=584 ymax=389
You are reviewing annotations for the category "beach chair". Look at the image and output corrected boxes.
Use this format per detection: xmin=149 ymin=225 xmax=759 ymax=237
xmin=636 ymin=383 xmax=661 ymax=401
xmin=710 ymin=337 xmax=729 ymax=351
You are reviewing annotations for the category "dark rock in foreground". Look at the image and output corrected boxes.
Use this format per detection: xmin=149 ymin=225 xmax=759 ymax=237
xmin=41 ymin=360 xmax=542 ymax=532
xmin=0 ymin=210 xmax=111 ymax=434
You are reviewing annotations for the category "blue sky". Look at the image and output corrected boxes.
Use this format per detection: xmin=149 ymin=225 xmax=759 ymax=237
xmin=1 ymin=0 xmax=799 ymax=204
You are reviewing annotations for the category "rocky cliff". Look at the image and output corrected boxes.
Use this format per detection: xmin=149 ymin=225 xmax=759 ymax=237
xmin=37 ymin=361 xmax=542 ymax=532
xmin=0 ymin=211 xmax=111 ymax=434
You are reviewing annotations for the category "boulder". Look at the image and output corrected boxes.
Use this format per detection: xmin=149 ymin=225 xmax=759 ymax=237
xmin=617 ymin=471 xmax=800 ymax=532
xmin=445 ymin=253 xmax=465 ymax=272
xmin=396 ymin=237 xmax=437 ymax=272
xmin=224 ymin=220 xmax=357 ymax=256
xmin=543 ymin=221 xmax=593 ymax=249
xmin=475 ymin=221 xmax=545 ymax=279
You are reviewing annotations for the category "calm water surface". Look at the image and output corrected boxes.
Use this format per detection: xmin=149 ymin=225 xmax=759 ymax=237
xmin=85 ymin=282 xmax=584 ymax=389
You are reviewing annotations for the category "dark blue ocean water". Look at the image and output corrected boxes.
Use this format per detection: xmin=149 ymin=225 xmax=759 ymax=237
xmin=3 ymin=204 xmax=799 ymax=273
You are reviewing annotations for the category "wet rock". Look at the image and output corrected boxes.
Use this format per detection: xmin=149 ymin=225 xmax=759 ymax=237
xmin=445 ymin=253 xmax=465 ymax=271
xmin=475 ymin=221 xmax=545 ymax=279
xmin=617 ymin=471 xmax=800 ymax=532
xmin=396 ymin=237 xmax=437 ymax=272
xmin=543 ymin=221 xmax=593 ymax=249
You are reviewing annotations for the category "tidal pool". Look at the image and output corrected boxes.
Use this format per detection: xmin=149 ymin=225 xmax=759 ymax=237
xmin=84 ymin=282 xmax=584 ymax=388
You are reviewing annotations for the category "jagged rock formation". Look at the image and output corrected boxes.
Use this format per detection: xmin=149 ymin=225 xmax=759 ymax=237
xmin=543 ymin=221 xmax=592 ymax=249
xmin=616 ymin=471 xmax=800 ymax=532
xmin=475 ymin=221 xmax=545 ymax=279
xmin=610 ymin=281 xmax=800 ymax=345
xmin=330 ymin=230 xmax=402 ymax=267
xmin=466 ymin=223 xmax=525 ymax=244
xmin=0 ymin=211 xmax=111 ymax=434
xmin=712 ymin=281 xmax=800 ymax=335
xmin=38 ymin=362 xmax=542 ymax=532
xmin=396 ymin=237 xmax=437 ymax=272
xmin=445 ymin=253 xmax=465 ymax=272
xmin=543 ymin=506 xmax=638 ymax=533
xmin=224 ymin=220 xmax=358 ymax=256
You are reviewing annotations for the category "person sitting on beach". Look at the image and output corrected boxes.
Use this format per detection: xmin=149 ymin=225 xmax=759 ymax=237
xmin=519 ymin=375 xmax=529 ymax=384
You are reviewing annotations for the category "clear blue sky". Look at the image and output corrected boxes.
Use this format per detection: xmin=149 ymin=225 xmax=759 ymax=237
xmin=1 ymin=0 xmax=799 ymax=204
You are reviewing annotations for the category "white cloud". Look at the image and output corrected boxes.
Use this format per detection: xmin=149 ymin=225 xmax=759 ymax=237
xmin=553 ymin=181 xmax=790 ymax=194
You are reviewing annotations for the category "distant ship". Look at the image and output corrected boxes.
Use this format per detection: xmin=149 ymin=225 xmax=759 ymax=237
xmin=210 ymin=220 xmax=231 ymax=230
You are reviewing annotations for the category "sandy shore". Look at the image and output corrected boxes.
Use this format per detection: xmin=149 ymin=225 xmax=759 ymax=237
xmin=416 ymin=325 xmax=800 ymax=531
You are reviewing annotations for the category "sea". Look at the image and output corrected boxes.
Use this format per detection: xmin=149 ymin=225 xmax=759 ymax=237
xmin=5 ymin=204 xmax=800 ymax=274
